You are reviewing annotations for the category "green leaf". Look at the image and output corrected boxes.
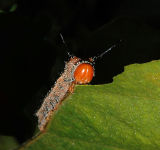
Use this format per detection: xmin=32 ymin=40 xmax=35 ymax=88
xmin=0 ymin=10 xmax=5 ymax=13
xmin=0 ymin=3 xmax=17 ymax=13
xmin=9 ymin=4 xmax=17 ymax=12
xmin=19 ymin=60 xmax=160 ymax=150
xmin=0 ymin=135 xmax=19 ymax=150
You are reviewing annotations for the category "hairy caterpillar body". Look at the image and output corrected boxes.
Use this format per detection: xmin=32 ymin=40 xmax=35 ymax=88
xmin=36 ymin=57 xmax=81 ymax=131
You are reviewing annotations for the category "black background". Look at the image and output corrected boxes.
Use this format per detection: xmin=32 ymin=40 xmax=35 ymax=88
xmin=1 ymin=0 xmax=160 ymax=143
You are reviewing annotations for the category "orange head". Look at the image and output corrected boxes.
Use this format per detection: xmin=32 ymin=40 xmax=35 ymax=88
xmin=74 ymin=63 xmax=94 ymax=84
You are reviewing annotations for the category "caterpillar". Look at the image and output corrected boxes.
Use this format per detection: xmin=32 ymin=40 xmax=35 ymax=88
xmin=36 ymin=56 xmax=94 ymax=131
xmin=36 ymin=42 xmax=116 ymax=131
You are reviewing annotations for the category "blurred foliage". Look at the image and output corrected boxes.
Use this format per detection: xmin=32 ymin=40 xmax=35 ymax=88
xmin=0 ymin=135 xmax=19 ymax=150
xmin=0 ymin=0 xmax=17 ymax=13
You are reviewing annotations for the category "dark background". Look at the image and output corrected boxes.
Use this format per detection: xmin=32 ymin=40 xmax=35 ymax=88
xmin=1 ymin=0 xmax=160 ymax=144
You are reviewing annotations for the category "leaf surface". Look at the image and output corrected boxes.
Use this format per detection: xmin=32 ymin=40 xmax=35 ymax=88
xmin=19 ymin=60 xmax=160 ymax=150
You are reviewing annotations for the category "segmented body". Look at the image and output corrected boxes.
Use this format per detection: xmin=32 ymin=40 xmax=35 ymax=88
xmin=36 ymin=57 xmax=80 ymax=131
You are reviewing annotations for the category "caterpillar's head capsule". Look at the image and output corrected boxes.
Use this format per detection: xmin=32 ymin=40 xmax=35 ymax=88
xmin=74 ymin=62 xmax=94 ymax=84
